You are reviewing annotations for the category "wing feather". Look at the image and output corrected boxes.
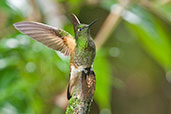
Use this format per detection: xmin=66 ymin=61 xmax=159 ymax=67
xmin=14 ymin=21 xmax=76 ymax=56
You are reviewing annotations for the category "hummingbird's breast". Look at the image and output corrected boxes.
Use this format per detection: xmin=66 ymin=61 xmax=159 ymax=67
xmin=71 ymin=38 xmax=96 ymax=68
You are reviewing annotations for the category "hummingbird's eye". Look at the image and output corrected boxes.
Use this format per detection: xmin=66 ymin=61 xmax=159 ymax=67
xmin=78 ymin=28 xmax=82 ymax=32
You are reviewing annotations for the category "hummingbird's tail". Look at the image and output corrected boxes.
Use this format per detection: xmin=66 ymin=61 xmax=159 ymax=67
xmin=67 ymin=67 xmax=96 ymax=100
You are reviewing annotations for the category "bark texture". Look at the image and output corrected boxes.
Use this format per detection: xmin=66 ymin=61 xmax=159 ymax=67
xmin=66 ymin=69 xmax=96 ymax=114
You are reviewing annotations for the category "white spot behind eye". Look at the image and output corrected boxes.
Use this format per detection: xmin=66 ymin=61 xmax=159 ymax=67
xmin=78 ymin=28 xmax=82 ymax=32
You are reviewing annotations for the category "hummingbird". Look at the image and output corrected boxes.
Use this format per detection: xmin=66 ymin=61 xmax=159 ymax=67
xmin=13 ymin=14 xmax=96 ymax=100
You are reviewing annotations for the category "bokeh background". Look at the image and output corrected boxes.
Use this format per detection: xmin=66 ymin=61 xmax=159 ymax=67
xmin=0 ymin=0 xmax=171 ymax=114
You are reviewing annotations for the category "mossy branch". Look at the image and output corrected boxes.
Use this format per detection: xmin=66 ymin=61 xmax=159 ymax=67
xmin=65 ymin=70 xmax=96 ymax=114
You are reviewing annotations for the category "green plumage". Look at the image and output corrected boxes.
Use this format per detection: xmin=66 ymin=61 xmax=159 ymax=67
xmin=72 ymin=24 xmax=96 ymax=68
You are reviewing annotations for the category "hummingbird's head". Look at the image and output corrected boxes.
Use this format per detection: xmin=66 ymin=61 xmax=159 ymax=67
xmin=71 ymin=13 xmax=96 ymax=38
xmin=75 ymin=24 xmax=89 ymax=37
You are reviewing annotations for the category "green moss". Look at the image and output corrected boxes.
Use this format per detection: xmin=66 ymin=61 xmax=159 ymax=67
xmin=66 ymin=96 xmax=81 ymax=114
xmin=65 ymin=95 xmax=93 ymax=114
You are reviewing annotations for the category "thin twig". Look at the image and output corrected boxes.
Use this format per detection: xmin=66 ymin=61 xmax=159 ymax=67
xmin=95 ymin=0 xmax=129 ymax=49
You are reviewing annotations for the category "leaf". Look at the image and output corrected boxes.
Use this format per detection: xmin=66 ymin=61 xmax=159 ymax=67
xmin=123 ymin=6 xmax=171 ymax=71
xmin=94 ymin=49 xmax=112 ymax=109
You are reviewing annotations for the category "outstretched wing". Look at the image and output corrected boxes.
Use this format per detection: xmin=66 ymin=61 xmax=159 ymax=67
xmin=13 ymin=21 xmax=76 ymax=56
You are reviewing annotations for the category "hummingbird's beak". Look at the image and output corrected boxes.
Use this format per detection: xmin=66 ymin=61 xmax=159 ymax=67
xmin=88 ymin=19 xmax=97 ymax=28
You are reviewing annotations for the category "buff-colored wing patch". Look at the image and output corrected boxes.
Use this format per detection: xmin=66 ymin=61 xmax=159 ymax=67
xmin=14 ymin=21 xmax=76 ymax=56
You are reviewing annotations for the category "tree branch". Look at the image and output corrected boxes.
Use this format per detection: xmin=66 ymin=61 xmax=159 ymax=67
xmin=66 ymin=70 xmax=96 ymax=114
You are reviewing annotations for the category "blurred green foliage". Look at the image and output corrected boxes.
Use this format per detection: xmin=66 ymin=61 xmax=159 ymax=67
xmin=0 ymin=0 xmax=171 ymax=114
xmin=125 ymin=5 xmax=171 ymax=71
